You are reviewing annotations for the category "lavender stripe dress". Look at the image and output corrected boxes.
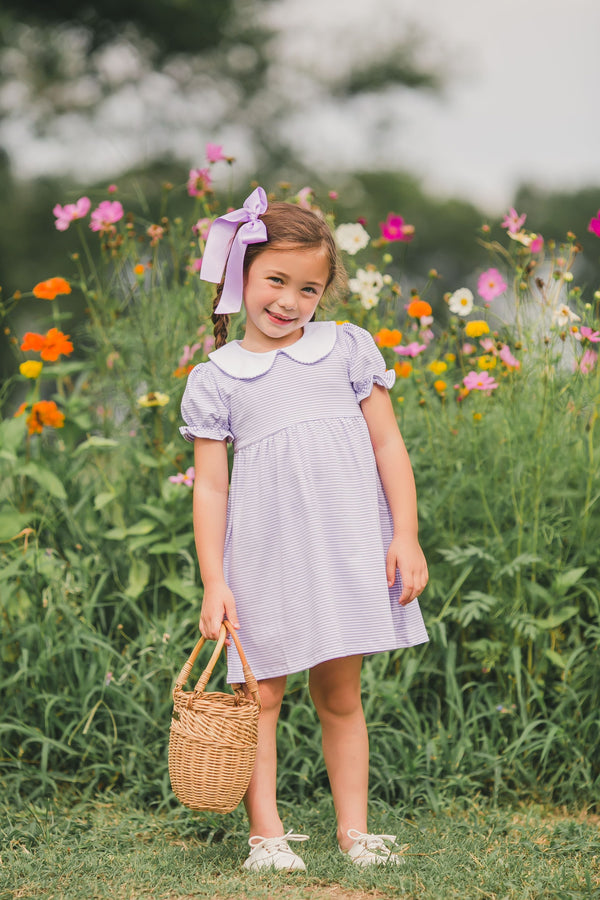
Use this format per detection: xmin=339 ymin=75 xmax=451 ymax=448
xmin=180 ymin=321 xmax=428 ymax=683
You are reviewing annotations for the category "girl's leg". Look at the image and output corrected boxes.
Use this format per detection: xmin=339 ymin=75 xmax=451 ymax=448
xmin=244 ymin=674 xmax=287 ymax=837
xmin=309 ymin=655 xmax=368 ymax=850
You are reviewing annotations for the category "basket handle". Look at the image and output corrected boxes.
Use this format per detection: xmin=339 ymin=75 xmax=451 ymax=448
xmin=173 ymin=621 xmax=261 ymax=709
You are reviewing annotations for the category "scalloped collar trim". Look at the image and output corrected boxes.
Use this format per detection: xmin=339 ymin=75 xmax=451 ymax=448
xmin=208 ymin=321 xmax=338 ymax=379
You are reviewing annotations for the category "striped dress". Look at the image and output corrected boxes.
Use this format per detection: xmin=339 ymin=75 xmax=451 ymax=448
xmin=180 ymin=321 xmax=428 ymax=683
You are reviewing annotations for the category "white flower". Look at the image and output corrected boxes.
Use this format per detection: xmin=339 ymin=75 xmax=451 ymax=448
xmin=448 ymin=288 xmax=474 ymax=317
xmin=335 ymin=222 xmax=370 ymax=255
xmin=552 ymin=304 xmax=581 ymax=327
xmin=349 ymin=268 xmax=384 ymax=295
xmin=359 ymin=292 xmax=380 ymax=310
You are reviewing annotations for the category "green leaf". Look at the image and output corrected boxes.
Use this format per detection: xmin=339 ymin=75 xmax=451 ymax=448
xmin=94 ymin=491 xmax=117 ymax=510
xmin=160 ymin=575 xmax=198 ymax=602
xmin=537 ymin=606 xmax=579 ymax=630
xmin=134 ymin=450 xmax=160 ymax=468
xmin=125 ymin=559 xmax=151 ymax=599
xmin=73 ymin=436 xmax=119 ymax=454
xmin=104 ymin=519 xmax=156 ymax=540
xmin=147 ymin=535 xmax=193 ymax=554
xmin=20 ymin=462 xmax=67 ymax=500
xmin=553 ymin=567 xmax=587 ymax=595
xmin=0 ymin=416 xmax=26 ymax=454
xmin=544 ymin=648 xmax=566 ymax=669
xmin=0 ymin=509 xmax=32 ymax=542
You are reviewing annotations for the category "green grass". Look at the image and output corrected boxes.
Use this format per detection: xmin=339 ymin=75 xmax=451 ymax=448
xmin=1 ymin=793 xmax=598 ymax=899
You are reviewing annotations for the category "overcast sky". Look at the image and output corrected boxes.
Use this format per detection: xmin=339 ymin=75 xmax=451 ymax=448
xmin=2 ymin=0 xmax=598 ymax=213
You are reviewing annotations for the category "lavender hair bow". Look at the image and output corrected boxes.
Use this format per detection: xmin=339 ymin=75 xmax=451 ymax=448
xmin=200 ymin=186 xmax=268 ymax=315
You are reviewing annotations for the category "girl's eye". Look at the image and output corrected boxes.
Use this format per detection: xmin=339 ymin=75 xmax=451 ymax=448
xmin=268 ymin=276 xmax=283 ymax=284
xmin=303 ymin=286 xmax=317 ymax=295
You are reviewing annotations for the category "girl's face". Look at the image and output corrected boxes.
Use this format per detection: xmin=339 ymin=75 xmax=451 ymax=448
xmin=241 ymin=246 xmax=330 ymax=351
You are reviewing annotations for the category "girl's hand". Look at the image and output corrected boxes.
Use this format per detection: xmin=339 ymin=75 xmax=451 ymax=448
xmin=199 ymin=582 xmax=239 ymax=641
xmin=386 ymin=536 xmax=428 ymax=606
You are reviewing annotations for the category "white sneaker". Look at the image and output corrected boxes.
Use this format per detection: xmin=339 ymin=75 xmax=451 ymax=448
xmin=339 ymin=829 xmax=405 ymax=866
xmin=243 ymin=830 xmax=309 ymax=871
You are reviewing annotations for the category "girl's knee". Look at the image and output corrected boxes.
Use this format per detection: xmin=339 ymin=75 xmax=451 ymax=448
xmin=255 ymin=675 xmax=287 ymax=715
xmin=309 ymin=663 xmax=363 ymax=719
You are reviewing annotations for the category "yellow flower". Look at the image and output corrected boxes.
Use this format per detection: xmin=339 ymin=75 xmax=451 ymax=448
xmin=137 ymin=391 xmax=169 ymax=408
xmin=445 ymin=352 xmax=456 ymax=363
xmin=473 ymin=412 xmax=483 ymax=422
xmin=465 ymin=320 xmax=490 ymax=338
xmin=428 ymin=360 xmax=448 ymax=375
xmin=19 ymin=360 xmax=43 ymax=379
xmin=433 ymin=379 xmax=447 ymax=394
xmin=477 ymin=355 xmax=497 ymax=370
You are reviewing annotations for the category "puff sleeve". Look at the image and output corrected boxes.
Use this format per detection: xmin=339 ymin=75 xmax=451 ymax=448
xmin=342 ymin=322 xmax=396 ymax=402
xmin=179 ymin=364 xmax=233 ymax=443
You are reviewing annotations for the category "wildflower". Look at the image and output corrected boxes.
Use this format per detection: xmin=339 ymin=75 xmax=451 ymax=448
xmin=19 ymin=360 xmax=43 ymax=379
xmin=477 ymin=354 xmax=497 ymax=370
xmin=499 ymin=344 xmax=520 ymax=369
xmin=138 ymin=392 xmax=169 ymax=408
xmin=462 ymin=343 xmax=475 ymax=355
xmin=578 ymin=349 xmax=597 ymax=374
xmin=90 ymin=200 xmax=124 ymax=232
xmin=21 ymin=327 xmax=73 ymax=361
xmin=108 ymin=184 xmax=118 ymax=193
xmin=105 ymin=671 xmax=113 ymax=687
xmin=295 ymin=187 xmax=313 ymax=209
xmin=26 ymin=400 xmax=65 ymax=434
xmin=588 ymin=211 xmax=600 ymax=238
xmin=463 ymin=370 xmax=499 ymax=393
xmin=428 ymin=360 xmax=448 ymax=375
xmin=328 ymin=191 xmax=339 ymax=200
xmin=206 ymin=143 xmax=226 ymax=163
xmin=169 ymin=466 xmax=195 ymax=486
xmin=448 ymin=288 xmax=474 ymax=316
xmin=480 ymin=338 xmax=495 ymax=353
xmin=33 ymin=277 xmax=72 ymax=300
xmin=379 ymin=213 xmax=414 ymax=242
xmin=187 ymin=168 xmax=212 ymax=198
xmin=374 ymin=328 xmax=402 ymax=348
xmin=473 ymin=412 xmax=483 ymax=421
xmin=146 ymin=224 xmax=164 ymax=246
xmin=395 ymin=342 xmax=427 ymax=358
xmin=193 ymin=218 xmax=212 ymax=239
xmin=529 ymin=234 xmax=544 ymax=253
xmin=407 ymin=298 xmax=432 ymax=318
xmin=580 ymin=326 xmax=600 ymax=342
xmin=348 ymin=268 xmax=384 ymax=309
xmin=465 ymin=320 xmax=490 ymax=338
xmin=445 ymin=352 xmax=456 ymax=363
xmin=190 ymin=259 xmax=203 ymax=273
xmin=53 ymin=196 xmax=91 ymax=231
xmin=501 ymin=207 xmax=526 ymax=233
xmin=477 ymin=268 xmax=506 ymax=303
xmin=433 ymin=379 xmax=447 ymax=394
xmin=335 ymin=222 xmax=370 ymax=255
xmin=179 ymin=343 xmax=202 ymax=367
xmin=14 ymin=402 xmax=27 ymax=417
xmin=395 ymin=361 xmax=413 ymax=377
xmin=133 ymin=264 xmax=145 ymax=276
xmin=172 ymin=364 xmax=194 ymax=379
xmin=552 ymin=304 xmax=581 ymax=327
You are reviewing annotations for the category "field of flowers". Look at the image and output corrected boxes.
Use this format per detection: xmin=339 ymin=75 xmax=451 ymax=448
xmin=1 ymin=147 xmax=599 ymax=811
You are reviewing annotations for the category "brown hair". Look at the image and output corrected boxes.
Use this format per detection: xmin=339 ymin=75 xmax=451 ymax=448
xmin=211 ymin=200 xmax=345 ymax=348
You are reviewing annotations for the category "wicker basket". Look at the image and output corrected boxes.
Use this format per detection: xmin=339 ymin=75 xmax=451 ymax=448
xmin=168 ymin=621 xmax=261 ymax=813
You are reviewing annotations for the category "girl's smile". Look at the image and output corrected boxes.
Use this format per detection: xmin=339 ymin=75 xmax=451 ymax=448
xmin=241 ymin=247 xmax=330 ymax=352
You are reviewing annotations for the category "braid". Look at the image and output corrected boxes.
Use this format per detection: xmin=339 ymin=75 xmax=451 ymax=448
xmin=211 ymin=283 xmax=230 ymax=349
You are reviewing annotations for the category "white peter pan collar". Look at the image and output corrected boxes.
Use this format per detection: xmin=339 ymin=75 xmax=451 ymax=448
xmin=208 ymin=321 xmax=337 ymax=379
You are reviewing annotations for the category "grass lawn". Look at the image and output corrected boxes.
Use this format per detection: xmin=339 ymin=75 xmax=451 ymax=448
xmin=1 ymin=793 xmax=599 ymax=899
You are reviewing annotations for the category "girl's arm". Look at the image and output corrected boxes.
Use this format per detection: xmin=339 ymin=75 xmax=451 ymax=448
xmin=192 ymin=437 xmax=239 ymax=639
xmin=360 ymin=384 xmax=428 ymax=606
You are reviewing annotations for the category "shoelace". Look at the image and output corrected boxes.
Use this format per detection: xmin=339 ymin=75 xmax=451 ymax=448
xmin=248 ymin=829 xmax=309 ymax=853
xmin=346 ymin=829 xmax=397 ymax=855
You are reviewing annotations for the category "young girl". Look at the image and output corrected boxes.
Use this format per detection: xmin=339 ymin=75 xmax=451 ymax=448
xmin=180 ymin=186 xmax=429 ymax=871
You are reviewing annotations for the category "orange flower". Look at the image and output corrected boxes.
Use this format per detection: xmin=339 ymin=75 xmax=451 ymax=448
xmin=14 ymin=402 xmax=27 ymax=418
xmin=374 ymin=328 xmax=402 ymax=348
xmin=133 ymin=264 xmax=145 ymax=276
xmin=26 ymin=400 xmax=65 ymax=435
xmin=32 ymin=277 xmax=72 ymax=300
xmin=433 ymin=379 xmax=447 ymax=393
xmin=395 ymin=361 xmax=413 ymax=378
xmin=407 ymin=298 xmax=432 ymax=318
xmin=21 ymin=327 xmax=73 ymax=361
xmin=172 ymin=364 xmax=194 ymax=379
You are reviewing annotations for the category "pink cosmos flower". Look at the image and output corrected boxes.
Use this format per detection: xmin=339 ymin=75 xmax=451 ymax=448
xmin=53 ymin=196 xmax=91 ymax=231
xmin=394 ymin=342 xmax=427 ymax=357
xmin=190 ymin=258 xmax=203 ymax=273
xmin=477 ymin=267 xmax=507 ymax=303
xmin=463 ymin=370 xmax=499 ymax=393
xmin=179 ymin=343 xmax=202 ymax=367
xmin=90 ymin=200 xmax=124 ymax=232
xmin=462 ymin=343 xmax=476 ymax=355
xmin=328 ymin=191 xmax=339 ymax=200
xmin=107 ymin=184 xmax=118 ymax=194
xmin=588 ymin=211 xmax=600 ymax=238
xmin=501 ymin=207 xmax=527 ymax=234
xmin=578 ymin=349 xmax=598 ymax=374
xmin=380 ymin=213 xmax=414 ymax=242
xmin=580 ymin=326 xmax=600 ymax=342
xmin=206 ymin=143 xmax=226 ymax=163
xmin=529 ymin=234 xmax=544 ymax=253
xmin=193 ymin=217 xmax=212 ymax=239
xmin=480 ymin=338 xmax=495 ymax=353
xmin=499 ymin=344 xmax=520 ymax=369
xmin=187 ymin=168 xmax=212 ymax=198
xmin=169 ymin=466 xmax=195 ymax=486
xmin=296 ymin=187 xmax=314 ymax=209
